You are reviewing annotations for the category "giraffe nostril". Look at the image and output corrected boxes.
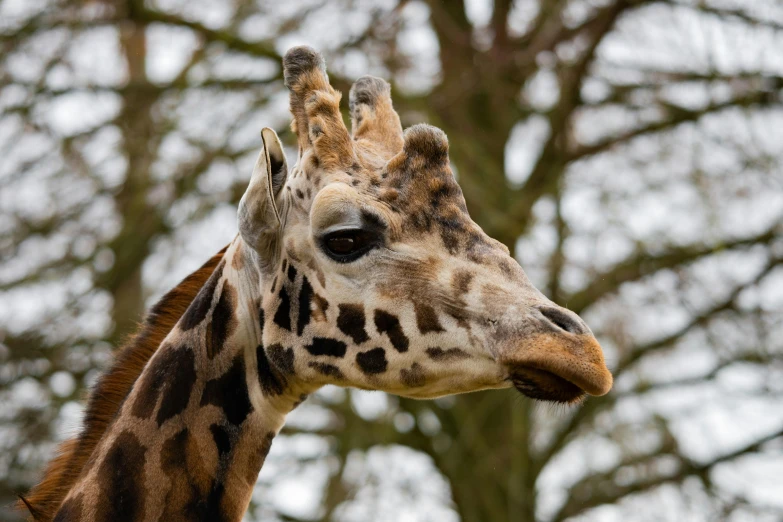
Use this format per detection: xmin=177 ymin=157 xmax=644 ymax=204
xmin=538 ymin=306 xmax=584 ymax=335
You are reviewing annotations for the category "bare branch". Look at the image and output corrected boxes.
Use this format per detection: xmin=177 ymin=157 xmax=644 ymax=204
xmin=568 ymin=92 xmax=780 ymax=161
xmin=617 ymin=256 xmax=783 ymax=375
xmin=508 ymin=0 xmax=641 ymax=233
xmin=687 ymin=3 xmax=783 ymax=32
xmin=491 ymin=0 xmax=512 ymax=53
xmin=127 ymin=1 xmax=279 ymax=61
xmin=552 ymin=426 xmax=783 ymax=521
xmin=615 ymin=352 xmax=783 ymax=399
xmin=565 ymin=225 xmax=781 ymax=314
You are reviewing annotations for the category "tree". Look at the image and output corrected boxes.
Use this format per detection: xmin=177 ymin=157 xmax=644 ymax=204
xmin=1 ymin=0 xmax=782 ymax=520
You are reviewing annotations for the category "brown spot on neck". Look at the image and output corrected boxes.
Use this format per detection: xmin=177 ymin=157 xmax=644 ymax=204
xmin=20 ymin=246 xmax=228 ymax=522
xmin=206 ymin=281 xmax=238 ymax=359
xmin=93 ymin=431 xmax=147 ymax=522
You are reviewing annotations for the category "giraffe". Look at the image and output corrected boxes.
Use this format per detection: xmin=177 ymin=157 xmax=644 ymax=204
xmin=20 ymin=46 xmax=612 ymax=522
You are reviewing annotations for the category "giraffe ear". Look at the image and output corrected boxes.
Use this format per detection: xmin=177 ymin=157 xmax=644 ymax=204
xmin=238 ymin=127 xmax=289 ymax=260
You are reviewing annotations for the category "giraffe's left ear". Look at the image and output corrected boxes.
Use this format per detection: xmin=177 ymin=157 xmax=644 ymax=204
xmin=238 ymin=127 xmax=288 ymax=261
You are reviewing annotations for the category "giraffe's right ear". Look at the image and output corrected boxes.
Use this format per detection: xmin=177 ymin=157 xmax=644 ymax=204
xmin=238 ymin=127 xmax=288 ymax=261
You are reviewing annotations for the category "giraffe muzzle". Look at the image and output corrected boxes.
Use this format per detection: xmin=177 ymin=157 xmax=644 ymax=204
xmin=503 ymin=307 xmax=613 ymax=403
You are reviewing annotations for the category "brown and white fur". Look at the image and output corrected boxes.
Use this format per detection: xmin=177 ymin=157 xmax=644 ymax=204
xmin=19 ymin=47 xmax=612 ymax=522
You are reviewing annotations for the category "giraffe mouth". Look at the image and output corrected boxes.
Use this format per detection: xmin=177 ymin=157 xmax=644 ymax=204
xmin=510 ymin=366 xmax=585 ymax=404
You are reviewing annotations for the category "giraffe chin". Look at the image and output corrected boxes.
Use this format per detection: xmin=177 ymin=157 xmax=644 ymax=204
xmin=510 ymin=367 xmax=586 ymax=404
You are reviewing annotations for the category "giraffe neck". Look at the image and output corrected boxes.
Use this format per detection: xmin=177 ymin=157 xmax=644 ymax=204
xmin=54 ymin=239 xmax=304 ymax=522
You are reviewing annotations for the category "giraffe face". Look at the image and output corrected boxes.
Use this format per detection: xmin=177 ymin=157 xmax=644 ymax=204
xmin=238 ymin=47 xmax=612 ymax=403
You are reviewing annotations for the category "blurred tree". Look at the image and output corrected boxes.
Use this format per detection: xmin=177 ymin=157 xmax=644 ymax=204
xmin=1 ymin=0 xmax=782 ymax=521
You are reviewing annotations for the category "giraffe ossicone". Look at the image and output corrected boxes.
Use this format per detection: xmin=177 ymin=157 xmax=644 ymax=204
xmin=26 ymin=46 xmax=612 ymax=522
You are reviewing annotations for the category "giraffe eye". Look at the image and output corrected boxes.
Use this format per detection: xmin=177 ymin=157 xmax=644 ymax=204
xmin=321 ymin=229 xmax=379 ymax=262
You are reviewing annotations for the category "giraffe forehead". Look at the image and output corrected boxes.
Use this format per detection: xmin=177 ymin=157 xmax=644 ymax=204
xmin=297 ymin=158 xmax=469 ymax=228
xmin=292 ymin=135 xmax=458 ymax=202
xmin=286 ymin=134 xmax=512 ymax=269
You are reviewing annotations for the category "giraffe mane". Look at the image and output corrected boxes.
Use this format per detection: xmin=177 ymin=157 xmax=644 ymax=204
xmin=18 ymin=245 xmax=228 ymax=521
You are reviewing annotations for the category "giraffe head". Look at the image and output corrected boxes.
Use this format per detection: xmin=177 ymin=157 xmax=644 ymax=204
xmin=238 ymin=47 xmax=612 ymax=404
